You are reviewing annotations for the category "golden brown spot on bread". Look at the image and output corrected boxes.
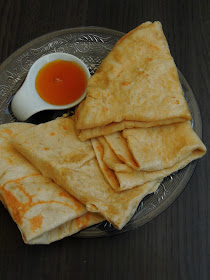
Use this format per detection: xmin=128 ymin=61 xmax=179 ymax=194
xmin=44 ymin=147 xmax=49 ymax=151
xmin=68 ymin=195 xmax=83 ymax=214
xmin=1 ymin=174 xmax=41 ymax=187
xmin=117 ymin=69 xmax=124 ymax=78
xmin=3 ymin=188 xmax=23 ymax=224
xmin=76 ymin=212 xmax=90 ymax=230
xmin=122 ymin=82 xmax=131 ymax=86
xmin=175 ymin=100 xmax=180 ymax=104
xmin=0 ymin=173 xmax=40 ymax=224
xmin=149 ymin=44 xmax=159 ymax=52
xmin=30 ymin=214 xmax=43 ymax=232
xmin=147 ymin=58 xmax=153 ymax=61
xmin=103 ymin=164 xmax=113 ymax=179
xmin=50 ymin=132 xmax=56 ymax=136
xmin=0 ymin=173 xmax=83 ymax=224
xmin=0 ymin=128 xmax=13 ymax=137
xmin=59 ymin=191 xmax=72 ymax=198
xmin=96 ymin=144 xmax=103 ymax=153
xmin=17 ymin=184 xmax=34 ymax=204
xmin=62 ymin=125 xmax=67 ymax=130
xmin=0 ymin=129 xmax=13 ymax=140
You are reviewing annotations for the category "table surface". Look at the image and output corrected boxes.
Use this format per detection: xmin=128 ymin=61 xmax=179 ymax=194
xmin=0 ymin=1 xmax=209 ymax=279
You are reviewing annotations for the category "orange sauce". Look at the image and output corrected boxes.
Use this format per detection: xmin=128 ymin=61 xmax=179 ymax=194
xmin=35 ymin=60 xmax=87 ymax=105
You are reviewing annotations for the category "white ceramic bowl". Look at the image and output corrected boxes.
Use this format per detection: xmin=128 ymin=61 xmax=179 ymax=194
xmin=11 ymin=53 xmax=90 ymax=121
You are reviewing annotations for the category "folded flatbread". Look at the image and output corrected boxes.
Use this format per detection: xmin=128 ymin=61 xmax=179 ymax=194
xmin=122 ymin=122 xmax=206 ymax=171
xmin=0 ymin=123 xmax=103 ymax=244
xmin=12 ymin=117 xmax=161 ymax=230
xmin=75 ymin=21 xmax=191 ymax=140
xmin=91 ymin=122 xmax=206 ymax=191
xmin=104 ymin=132 xmax=139 ymax=170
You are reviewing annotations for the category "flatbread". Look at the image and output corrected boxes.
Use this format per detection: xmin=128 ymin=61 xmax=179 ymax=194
xmin=75 ymin=21 xmax=191 ymax=140
xmin=29 ymin=212 xmax=103 ymax=244
xmin=91 ymin=122 xmax=206 ymax=191
xmin=0 ymin=123 xmax=103 ymax=244
xmin=122 ymin=121 xmax=206 ymax=171
xmin=104 ymin=132 xmax=138 ymax=170
xmin=12 ymin=117 xmax=161 ymax=230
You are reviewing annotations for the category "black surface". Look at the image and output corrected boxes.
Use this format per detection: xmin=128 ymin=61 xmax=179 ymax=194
xmin=0 ymin=1 xmax=209 ymax=279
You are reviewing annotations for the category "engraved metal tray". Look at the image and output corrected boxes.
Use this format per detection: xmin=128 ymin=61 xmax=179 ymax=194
xmin=0 ymin=27 xmax=202 ymax=237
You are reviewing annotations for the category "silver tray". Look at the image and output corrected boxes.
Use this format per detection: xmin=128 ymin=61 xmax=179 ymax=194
xmin=0 ymin=27 xmax=202 ymax=237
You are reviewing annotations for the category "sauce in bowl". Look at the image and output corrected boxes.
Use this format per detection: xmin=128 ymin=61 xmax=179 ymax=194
xmin=11 ymin=53 xmax=90 ymax=121
xmin=35 ymin=60 xmax=87 ymax=105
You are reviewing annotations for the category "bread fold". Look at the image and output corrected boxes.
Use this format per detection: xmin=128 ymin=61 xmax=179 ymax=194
xmin=91 ymin=122 xmax=206 ymax=191
xmin=12 ymin=117 xmax=161 ymax=230
xmin=0 ymin=123 xmax=103 ymax=244
xmin=75 ymin=21 xmax=191 ymax=140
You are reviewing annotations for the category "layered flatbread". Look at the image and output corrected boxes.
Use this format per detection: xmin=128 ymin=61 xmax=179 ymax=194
xmin=91 ymin=122 xmax=206 ymax=191
xmin=104 ymin=132 xmax=138 ymax=170
xmin=75 ymin=21 xmax=191 ymax=140
xmin=12 ymin=117 xmax=161 ymax=230
xmin=0 ymin=123 xmax=103 ymax=244
xmin=122 ymin=122 xmax=206 ymax=171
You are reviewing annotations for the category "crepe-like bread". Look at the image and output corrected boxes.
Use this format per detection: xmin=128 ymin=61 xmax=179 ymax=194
xmin=75 ymin=21 xmax=191 ymax=140
xmin=0 ymin=123 xmax=103 ymax=244
xmin=12 ymin=117 xmax=161 ymax=229
xmin=104 ymin=132 xmax=138 ymax=170
xmin=122 ymin=122 xmax=206 ymax=171
xmin=91 ymin=122 xmax=206 ymax=191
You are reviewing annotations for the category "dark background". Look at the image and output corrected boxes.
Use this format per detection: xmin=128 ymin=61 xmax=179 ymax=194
xmin=0 ymin=0 xmax=209 ymax=279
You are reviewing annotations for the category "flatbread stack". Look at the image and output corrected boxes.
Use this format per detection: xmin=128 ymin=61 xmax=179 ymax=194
xmin=12 ymin=117 xmax=161 ymax=230
xmin=11 ymin=115 xmax=206 ymax=232
xmin=0 ymin=123 xmax=104 ymax=244
xmin=75 ymin=21 xmax=192 ymax=141
xmin=91 ymin=122 xmax=206 ymax=191
xmin=0 ymin=21 xmax=207 ymax=244
xmin=71 ymin=22 xmax=205 ymax=203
